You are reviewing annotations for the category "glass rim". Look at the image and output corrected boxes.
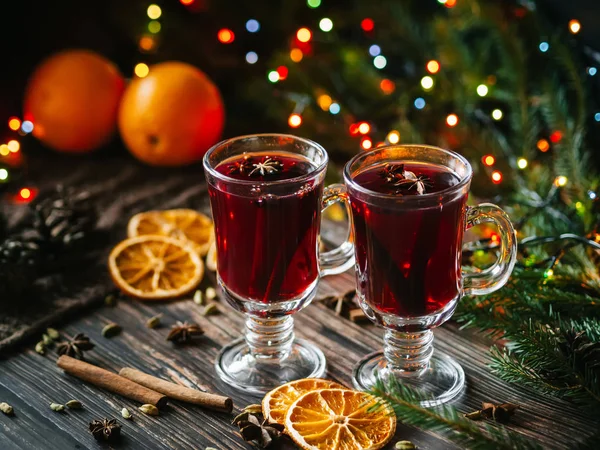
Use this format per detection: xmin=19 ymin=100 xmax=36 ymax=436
xmin=343 ymin=144 xmax=473 ymax=200
xmin=202 ymin=133 xmax=329 ymax=186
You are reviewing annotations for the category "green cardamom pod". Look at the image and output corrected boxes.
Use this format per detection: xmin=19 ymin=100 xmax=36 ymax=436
xmin=206 ymin=447 xmax=218 ymax=450
xmin=35 ymin=341 xmax=46 ymax=355
xmin=46 ymin=328 xmax=60 ymax=341
xmin=395 ymin=441 xmax=416 ymax=450
xmin=50 ymin=403 xmax=65 ymax=412
xmin=193 ymin=290 xmax=204 ymax=305
xmin=243 ymin=404 xmax=263 ymax=414
xmin=205 ymin=287 xmax=217 ymax=301
xmin=139 ymin=404 xmax=159 ymax=416
xmin=105 ymin=294 xmax=117 ymax=307
xmin=42 ymin=334 xmax=54 ymax=346
xmin=65 ymin=400 xmax=82 ymax=409
xmin=121 ymin=407 xmax=132 ymax=419
xmin=0 ymin=402 xmax=14 ymax=416
xmin=146 ymin=315 xmax=162 ymax=329
xmin=102 ymin=322 xmax=122 ymax=338
xmin=202 ymin=303 xmax=219 ymax=316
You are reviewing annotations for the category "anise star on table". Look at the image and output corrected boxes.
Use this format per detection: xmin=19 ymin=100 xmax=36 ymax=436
xmin=465 ymin=401 xmax=519 ymax=423
xmin=56 ymin=333 xmax=95 ymax=359
xmin=166 ymin=321 xmax=204 ymax=344
xmin=89 ymin=418 xmax=121 ymax=443
xmin=232 ymin=411 xmax=284 ymax=448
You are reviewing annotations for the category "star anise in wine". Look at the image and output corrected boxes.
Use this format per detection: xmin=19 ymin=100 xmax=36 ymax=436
xmin=232 ymin=411 xmax=284 ymax=448
xmin=380 ymin=163 xmax=432 ymax=195
xmin=166 ymin=321 xmax=204 ymax=344
xmin=56 ymin=333 xmax=95 ymax=359
xmin=465 ymin=401 xmax=519 ymax=423
xmin=229 ymin=156 xmax=254 ymax=175
xmin=249 ymin=156 xmax=283 ymax=177
xmin=89 ymin=418 xmax=121 ymax=443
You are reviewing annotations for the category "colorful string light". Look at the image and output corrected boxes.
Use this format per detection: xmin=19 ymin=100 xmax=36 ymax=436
xmin=246 ymin=19 xmax=260 ymax=33
xmin=380 ymin=79 xmax=395 ymax=94
xmin=358 ymin=122 xmax=370 ymax=134
xmin=134 ymin=63 xmax=150 ymax=78
xmin=7 ymin=140 xmax=19 ymax=152
xmin=288 ymin=113 xmax=302 ymax=128
xmin=492 ymin=109 xmax=503 ymax=120
xmin=319 ymin=18 xmax=333 ymax=32
xmin=361 ymin=18 xmax=374 ymax=32
xmin=148 ymin=21 xmax=161 ymax=33
xmin=218 ymin=29 xmax=235 ymax=44
xmin=539 ymin=42 xmax=549 ymax=52
xmin=476 ymin=84 xmax=488 ymax=96
xmin=245 ymin=52 xmax=258 ymax=64
xmin=21 ymin=121 xmax=33 ymax=133
xmin=307 ymin=0 xmax=321 ymax=8
xmin=297 ymin=28 xmax=312 ymax=43
xmin=8 ymin=117 xmax=21 ymax=131
xmin=483 ymin=155 xmax=495 ymax=166
xmin=426 ymin=60 xmax=440 ymax=74
xmin=373 ymin=55 xmax=387 ymax=69
xmin=446 ymin=114 xmax=459 ymax=127
xmin=329 ymin=103 xmax=340 ymax=114
xmin=414 ymin=98 xmax=426 ymax=109
xmin=361 ymin=137 xmax=373 ymax=150
xmin=317 ymin=94 xmax=332 ymax=111
xmin=387 ymin=131 xmax=400 ymax=144
xmin=517 ymin=158 xmax=528 ymax=169
xmin=537 ymin=139 xmax=550 ymax=152
xmin=491 ymin=171 xmax=503 ymax=184
xmin=290 ymin=48 xmax=303 ymax=62
xmin=267 ymin=71 xmax=280 ymax=83
xmin=147 ymin=4 xmax=162 ymax=20
xmin=369 ymin=45 xmax=381 ymax=57
xmin=568 ymin=19 xmax=581 ymax=34
xmin=555 ymin=175 xmax=568 ymax=187
xmin=421 ymin=76 xmax=434 ymax=90
xmin=0 ymin=168 xmax=8 ymax=181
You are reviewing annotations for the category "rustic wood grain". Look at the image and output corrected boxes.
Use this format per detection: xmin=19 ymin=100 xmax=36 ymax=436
xmin=0 ymin=150 xmax=597 ymax=449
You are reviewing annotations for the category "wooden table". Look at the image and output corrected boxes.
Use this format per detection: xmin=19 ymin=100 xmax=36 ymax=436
xmin=0 ymin=151 xmax=595 ymax=449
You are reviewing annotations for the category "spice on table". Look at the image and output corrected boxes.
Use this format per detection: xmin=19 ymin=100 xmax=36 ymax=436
xmin=193 ymin=290 xmax=204 ymax=305
xmin=50 ymin=403 xmax=65 ymax=412
xmin=166 ymin=321 xmax=204 ymax=344
xmin=243 ymin=404 xmax=263 ymax=414
xmin=102 ymin=322 xmax=122 ymax=338
xmin=57 ymin=355 xmax=167 ymax=407
xmin=0 ymin=402 xmax=14 ymax=416
xmin=233 ymin=411 xmax=284 ymax=448
xmin=66 ymin=400 xmax=83 ymax=409
xmin=35 ymin=341 xmax=46 ymax=355
xmin=321 ymin=289 xmax=357 ymax=318
xmin=89 ymin=418 xmax=121 ymax=443
xmin=56 ymin=333 xmax=95 ymax=359
xmin=105 ymin=294 xmax=117 ymax=307
xmin=121 ymin=408 xmax=132 ymax=420
xmin=146 ymin=314 xmax=162 ymax=329
xmin=139 ymin=404 xmax=159 ymax=416
xmin=202 ymin=302 xmax=219 ymax=316
xmin=396 ymin=441 xmax=417 ymax=449
xmin=42 ymin=334 xmax=54 ymax=346
xmin=465 ymin=402 xmax=519 ymax=423
xmin=46 ymin=328 xmax=60 ymax=340
xmin=205 ymin=287 xmax=217 ymax=301
xmin=119 ymin=367 xmax=233 ymax=413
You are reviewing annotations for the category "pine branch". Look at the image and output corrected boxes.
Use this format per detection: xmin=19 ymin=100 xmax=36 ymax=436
xmin=371 ymin=378 xmax=541 ymax=450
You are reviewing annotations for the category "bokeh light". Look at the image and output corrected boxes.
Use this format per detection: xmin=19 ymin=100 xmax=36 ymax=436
xmin=361 ymin=18 xmax=374 ymax=32
xmin=369 ymin=45 xmax=381 ymax=57
xmin=426 ymin=60 xmax=440 ymax=74
xmin=445 ymin=0 xmax=457 ymax=7
xmin=555 ymin=175 xmax=568 ymax=187
xmin=267 ymin=71 xmax=280 ymax=83
xmin=492 ymin=109 xmax=503 ymax=120
xmin=476 ymin=84 xmax=488 ymax=96
xmin=387 ymin=131 xmax=400 ymax=144
xmin=550 ymin=131 xmax=562 ymax=143
xmin=588 ymin=67 xmax=597 ymax=76
xmin=148 ymin=21 xmax=161 ymax=33
xmin=288 ymin=114 xmax=302 ymax=128
xmin=297 ymin=28 xmax=312 ymax=43
xmin=569 ymin=19 xmax=581 ymax=34
xmin=139 ymin=36 xmax=155 ymax=52
xmin=245 ymin=52 xmax=258 ymax=64
xmin=361 ymin=137 xmax=373 ymax=150
xmin=414 ymin=98 xmax=426 ymax=109
xmin=421 ymin=76 xmax=434 ymax=90
xmin=21 ymin=121 xmax=34 ymax=133
xmin=539 ymin=42 xmax=549 ymax=52
xmin=20 ymin=188 xmax=32 ymax=199
xmin=358 ymin=122 xmax=370 ymax=134
xmin=246 ymin=19 xmax=260 ymax=33
xmin=0 ymin=145 xmax=9 ymax=156
xmin=147 ymin=4 xmax=162 ymax=20
xmin=319 ymin=18 xmax=333 ymax=32
xmin=446 ymin=114 xmax=459 ymax=127
xmin=0 ymin=169 xmax=8 ymax=181
xmin=218 ymin=28 xmax=235 ymax=43
xmin=483 ymin=155 xmax=495 ymax=166
xmin=277 ymin=66 xmax=289 ymax=80
xmin=380 ymin=79 xmax=395 ymax=95
xmin=307 ymin=0 xmax=321 ymax=8
xmin=329 ymin=103 xmax=340 ymax=114
xmin=134 ymin=63 xmax=150 ymax=78
xmin=517 ymin=158 xmax=528 ymax=169
xmin=8 ymin=117 xmax=21 ymax=131
xmin=180 ymin=0 xmax=195 ymax=4
xmin=373 ymin=55 xmax=387 ymax=69
xmin=537 ymin=139 xmax=550 ymax=152
xmin=290 ymin=48 xmax=303 ymax=62
xmin=318 ymin=95 xmax=332 ymax=111
xmin=7 ymin=140 xmax=19 ymax=152
xmin=491 ymin=171 xmax=503 ymax=184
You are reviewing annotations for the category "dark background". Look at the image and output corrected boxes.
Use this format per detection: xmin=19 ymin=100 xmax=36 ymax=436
xmin=1 ymin=0 xmax=599 ymax=145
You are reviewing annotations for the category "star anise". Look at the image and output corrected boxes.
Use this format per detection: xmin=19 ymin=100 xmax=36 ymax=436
xmin=249 ymin=156 xmax=283 ymax=177
xmin=232 ymin=411 xmax=284 ymax=448
xmin=89 ymin=418 xmax=121 ymax=443
xmin=228 ymin=156 xmax=254 ymax=175
xmin=166 ymin=321 xmax=204 ymax=344
xmin=321 ymin=289 xmax=357 ymax=317
xmin=56 ymin=333 xmax=95 ymax=359
xmin=465 ymin=401 xmax=519 ymax=423
xmin=380 ymin=163 xmax=432 ymax=195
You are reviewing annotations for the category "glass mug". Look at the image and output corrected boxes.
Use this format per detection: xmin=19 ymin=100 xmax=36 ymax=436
xmin=203 ymin=134 xmax=354 ymax=393
xmin=341 ymin=145 xmax=517 ymax=406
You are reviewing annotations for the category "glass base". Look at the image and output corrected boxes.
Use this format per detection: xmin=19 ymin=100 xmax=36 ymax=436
xmin=215 ymin=337 xmax=326 ymax=395
xmin=352 ymin=351 xmax=465 ymax=407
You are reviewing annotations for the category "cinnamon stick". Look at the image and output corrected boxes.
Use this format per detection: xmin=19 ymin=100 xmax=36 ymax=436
xmin=119 ymin=367 xmax=233 ymax=413
xmin=57 ymin=356 xmax=167 ymax=407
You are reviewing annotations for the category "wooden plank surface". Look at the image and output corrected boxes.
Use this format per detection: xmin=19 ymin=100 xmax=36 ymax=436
xmin=0 ymin=150 xmax=596 ymax=449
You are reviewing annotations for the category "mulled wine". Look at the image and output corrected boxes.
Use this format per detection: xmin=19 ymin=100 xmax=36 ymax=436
xmin=349 ymin=162 xmax=467 ymax=317
xmin=209 ymin=151 xmax=322 ymax=303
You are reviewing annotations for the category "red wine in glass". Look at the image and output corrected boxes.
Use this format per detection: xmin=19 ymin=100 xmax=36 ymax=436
xmin=209 ymin=151 xmax=322 ymax=303
xmin=349 ymin=162 xmax=467 ymax=317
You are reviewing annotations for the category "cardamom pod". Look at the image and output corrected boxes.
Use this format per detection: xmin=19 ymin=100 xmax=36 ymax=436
xmin=42 ymin=334 xmax=54 ymax=346
xmin=202 ymin=302 xmax=219 ymax=316
xmin=193 ymin=290 xmax=204 ymax=305
xmin=146 ymin=315 xmax=162 ymax=329
xmin=139 ymin=404 xmax=159 ymax=416
xmin=243 ymin=404 xmax=263 ymax=414
xmin=0 ymin=402 xmax=14 ymax=416
xmin=66 ymin=400 xmax=83 ymax=409
xmin=102 ymin=323 xmax=122 ymax=338
xmin=395 ymin=441 xmax=416 ymax=450
xmin=206 ymin=447 xmax=218 ymax=450
xmin=105 ymin=294 xmax=117 ymax=307
xmin=50 ymin=403 xmax=65 ymax=412
xmin=121 ymin=408 xmax=132 ymax=420
xmin=46 ymin=328 xmax=60 ymax=341
xmin=205 ymin=287 xmax=217 ymax=301
xmin=35 ymin=341 xmax=46 ymax=355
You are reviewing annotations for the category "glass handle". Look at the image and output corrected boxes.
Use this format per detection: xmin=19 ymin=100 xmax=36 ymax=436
xmin=319 ymin=184 xmax=355 ymax=277
xmin=463 ymin=203 xmax=517 ymax=296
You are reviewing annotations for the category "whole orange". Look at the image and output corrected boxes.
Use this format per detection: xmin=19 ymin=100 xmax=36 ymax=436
xmin=118 ymin=62 xmax=225 ymax=167
xmin=24 ymin=49 xmax=125 ymax=153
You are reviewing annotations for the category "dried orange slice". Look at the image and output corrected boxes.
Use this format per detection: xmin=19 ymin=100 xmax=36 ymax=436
xmin=109 ymin=235 xmax=204 ymax=300
xmin=205 ymin=241 xmax=217 ymax=272
xmin=285 ymin=389 xmax=396 ymax=450
xmin=262 ymin=378 xmax=347 ymax=426
xmin=127 ymin=209 xmax=214 ymax=256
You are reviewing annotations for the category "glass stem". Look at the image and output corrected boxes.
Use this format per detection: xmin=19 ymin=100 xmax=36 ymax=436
xmin=384 ymin=329 xmax=434 ymax=375
xmin=245 ymin=315 xmax=295 ymax=359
